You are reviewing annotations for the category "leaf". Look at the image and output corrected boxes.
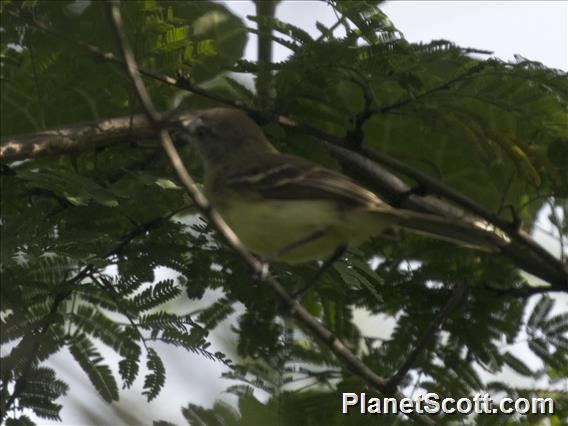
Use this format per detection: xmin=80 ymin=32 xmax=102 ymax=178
xmin=19 ymin=169 xmax=122 ymax=208
xmin=182 ymin=401 xmax=240 ymax=426
xmin=331 ymin=1 xmax=401 ymax=45
xmin=247 ymin=15 xmax=313 ymax=45
xmin=27 ymin=255 xmax=77 ymax=287
xmin=155 ymin=178 xmax=181 ymax=190
xmin=180 ymin=2 xmax=248 ymax=82
xmin=68 ymin=334 xmax=119 ymax=402
xmin=71 ymin=305 xmax=128 ymax=355
xmin=142 ymin=348 xmax=165 ymax=401
xmin=542 ymin=313 xmax=568 ymax=337
xmin=6 ymin=416 xmax=37 ymax=426
xmin=197 ymin=298 xmax=234 ymax=330
xmin=529 ymin=338 xmax=563 ymax=370
xmin=153 ymin=421 xmax=178 ymax=426
xmin=18 ymin=367 xmax=68 ymax=421
xmin=502 ymin=351 xmax=534 ymax=376
xmin=130 ymin=280 xmax=181 ymax=312
xmin=528 ymin=297 xmax=554 ymax=328
xmin=223 ymin=76 xmax=255 ymax=102
xmin=119 ymin=356 xmax=139 ymax=390
xmin=140 ymin=311 xmax=197 ymax=332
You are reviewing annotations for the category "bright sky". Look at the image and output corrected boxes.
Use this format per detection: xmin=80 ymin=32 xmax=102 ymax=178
xmin=382 ymin=0 xmax=567 ymax=70
xmin=224 ymin=0 xmax=567 ymax=70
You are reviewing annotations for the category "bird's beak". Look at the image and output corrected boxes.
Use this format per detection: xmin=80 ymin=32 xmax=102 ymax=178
xmin=184 ymin=116 xmax=204 ymax=137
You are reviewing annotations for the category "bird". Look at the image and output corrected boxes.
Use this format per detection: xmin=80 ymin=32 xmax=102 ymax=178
xmin=183 ymin=107 xmax=507 ymax=264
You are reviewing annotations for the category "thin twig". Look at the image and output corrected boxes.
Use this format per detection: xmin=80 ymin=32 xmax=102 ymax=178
xmin=385 ymin=281 xmax=468 ymax=390
xmin=315 ymin=9 xmax=348 ymax=42
xmin=474 ymin=284 xmax=560 ymax=298
xmin=377 ymin=62 xmax=490 ymax=114
xmin=345 ymin=76 xmax=376 ymax=147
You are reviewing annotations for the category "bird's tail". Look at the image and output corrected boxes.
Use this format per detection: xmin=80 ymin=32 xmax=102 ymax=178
xmin=370 ymin=208 xmax=510 ymax=251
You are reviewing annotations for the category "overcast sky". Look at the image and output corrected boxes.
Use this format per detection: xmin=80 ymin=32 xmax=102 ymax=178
xmin=224 ymin=0 xmax=567 ymax=70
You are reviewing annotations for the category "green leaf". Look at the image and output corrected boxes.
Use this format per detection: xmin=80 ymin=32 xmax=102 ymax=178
xmin=142 ymin=348 xmax=166 ymax=401
xmin=130 ymin=279 xmax=181 ymax=312
xmin=542 ymin=313 xmax=568 ymax=337
xmin=19 ymin=169 xmax=123 ymax=208
xmin=502 ymin=351 xmax=534 ymax=376
xmin=140 ymin=311 xmax=197 ymax=332
xmin=18 ymin=367 xmax=68 ymax=421
xmin=68 ymin=334 xmax=119 ymax=402
xmin=529 ymin=338 xmax=563 ymax=370
xmin=528 ymin=297 xmax=554 ymax=328
xmin=182 ymin=400 xmax=240 ymax=426
xmin=6 ymin=415 xmax=37 ymax=426
xmin=154 ymin=178 xmax=181 ymax=190
xmin=197 ymin=298 xmax=234 ymax=330
xmin=119 ymin=356 xmax=140 ymax=390
xmin=247 ymin=15 xmax=313 ymax=45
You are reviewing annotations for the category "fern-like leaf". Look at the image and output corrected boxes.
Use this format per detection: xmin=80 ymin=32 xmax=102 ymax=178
xmin=139 ymin=311 xmax=198 ymax=332
xmin=142 ymin=348 xmax=165 ymax=401
xmin=118 ymin=356 xmax=139 ymax=390
xmin=247 ymin=15 xmax=313 ymax=45
xmin=502 ymin=351 xmax=534 ymax=376
xmin=197 ymin=298 xmax=234 ymax=330
xmin=18 ymin=367 xmax=68 ymax=421
xmin=5 ymin=415 xmax=37 ymax=426
xmin=131 ymin=280 xmax=181 ymax=312
xmin=68 ymin=333 xmax=119 ymax=402
xmin=528 ymin=297 xmax=554 ymax=329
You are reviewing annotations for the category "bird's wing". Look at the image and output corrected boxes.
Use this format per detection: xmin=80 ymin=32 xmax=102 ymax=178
xmin=222 ymin=153 xmax=388 ymax=208
xmin=220 ymin=153 xmax=509 ymax=250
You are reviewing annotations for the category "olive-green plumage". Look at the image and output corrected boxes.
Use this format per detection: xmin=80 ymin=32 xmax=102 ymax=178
xmin=187 ymin=108 xmax=506 ymax=263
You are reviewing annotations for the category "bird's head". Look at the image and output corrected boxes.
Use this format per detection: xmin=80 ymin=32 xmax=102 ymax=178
xmin=185 ymin=108 xmax=277 ymax=166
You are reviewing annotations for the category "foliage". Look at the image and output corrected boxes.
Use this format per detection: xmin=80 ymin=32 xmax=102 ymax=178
xmin=0 ymin=0 xmax=566 ymax=425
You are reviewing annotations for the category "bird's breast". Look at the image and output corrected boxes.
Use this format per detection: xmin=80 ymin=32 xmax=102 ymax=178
xmin=214 ymin=198 xmax=369 ymax=263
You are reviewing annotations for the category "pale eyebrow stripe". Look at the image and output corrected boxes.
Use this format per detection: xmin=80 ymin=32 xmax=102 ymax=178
xmin=227 ymin=164 xmax=298 ymax=184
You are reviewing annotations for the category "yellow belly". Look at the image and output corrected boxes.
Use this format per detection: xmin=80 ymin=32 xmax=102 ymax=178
xmin=216 ymin=199 xmax=373 ymax=263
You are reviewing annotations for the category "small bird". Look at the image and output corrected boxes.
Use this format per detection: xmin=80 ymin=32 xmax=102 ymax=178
xmin=185 ymin=107 xmax=506 ymax=264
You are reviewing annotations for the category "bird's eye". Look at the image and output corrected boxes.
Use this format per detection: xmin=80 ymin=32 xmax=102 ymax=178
xmin=195 ymin=124 xmax=214 ymax=138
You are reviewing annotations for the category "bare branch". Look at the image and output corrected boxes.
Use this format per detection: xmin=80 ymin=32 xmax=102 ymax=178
xmin=2 ymin=115 xmax=148 ymax=162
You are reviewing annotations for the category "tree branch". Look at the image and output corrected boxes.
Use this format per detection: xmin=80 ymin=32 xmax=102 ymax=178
xmin=106 ymin=2 xmax=434 ymax=423
xmin=1 ymin=115 xmax=146 ymax=162
xmin=254 ymin=0 xmax=279 ymax=105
